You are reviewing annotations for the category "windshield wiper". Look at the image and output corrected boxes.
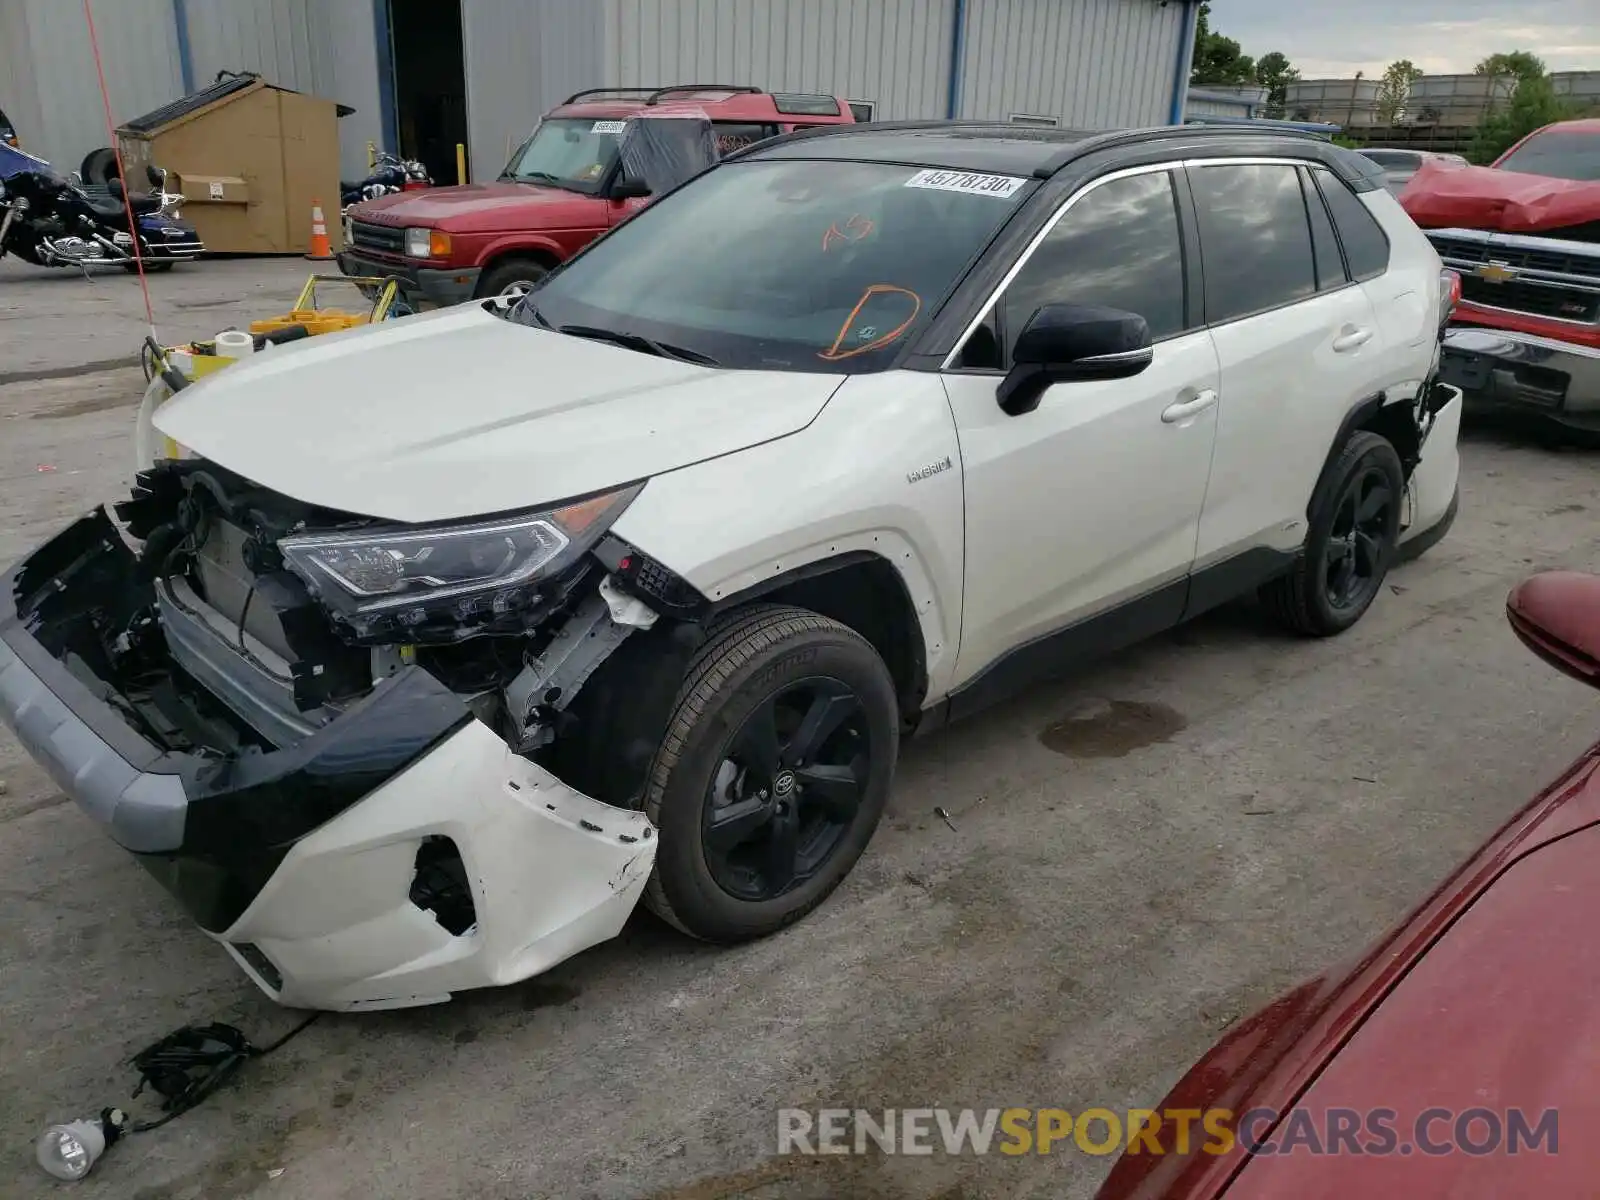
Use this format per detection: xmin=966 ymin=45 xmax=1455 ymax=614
xmin=557 ymin=324 xmax=719 ymax=367
xmin=508 ymin=169 xmax=577 ymax=190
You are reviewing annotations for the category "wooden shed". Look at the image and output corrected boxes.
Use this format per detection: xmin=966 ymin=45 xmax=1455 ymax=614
xmin=115 ymin=72 xmax=350 ymax=255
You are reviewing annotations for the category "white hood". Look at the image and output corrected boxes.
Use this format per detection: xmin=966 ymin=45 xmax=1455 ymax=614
xmin=153 ymin=304 xmax=843 ymax=523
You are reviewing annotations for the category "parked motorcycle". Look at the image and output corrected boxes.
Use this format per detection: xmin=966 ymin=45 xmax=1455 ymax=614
xmin=0 ymin=140 xmax=203 ymax=273
xmin=340 ymin=151 xmax=431 ymax=213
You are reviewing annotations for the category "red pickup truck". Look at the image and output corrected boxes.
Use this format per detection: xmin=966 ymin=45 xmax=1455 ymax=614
xmin=338 ymin=85 xmax=857 ymax=306
xmin=1400 ymin=119 xmax=1600 ymax=441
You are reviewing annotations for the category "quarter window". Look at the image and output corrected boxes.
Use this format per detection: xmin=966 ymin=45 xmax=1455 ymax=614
xmin=1312 ymin=167 xmax=1390 ymax=281
xmin=1189 ymin=163 xmax=1315 ymax=323
xmin=712 ymin=122 xmax=779 ymax=156
xmin=998 ymin=170 xmax=1188 ymax=360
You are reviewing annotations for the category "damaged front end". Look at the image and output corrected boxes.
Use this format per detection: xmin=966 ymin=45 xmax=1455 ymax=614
xmin=0 ymin=460 xmax=706 ymax=1010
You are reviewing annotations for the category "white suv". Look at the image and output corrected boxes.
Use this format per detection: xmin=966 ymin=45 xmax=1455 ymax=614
xmin=0 ymin=123 xmax=1462 ymax=1011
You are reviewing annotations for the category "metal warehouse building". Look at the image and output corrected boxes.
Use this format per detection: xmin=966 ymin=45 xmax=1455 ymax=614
xmin=1 ymin=0 xmax=1198 ymax=185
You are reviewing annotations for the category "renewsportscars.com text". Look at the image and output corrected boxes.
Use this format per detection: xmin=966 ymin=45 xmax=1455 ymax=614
xmin=776 ymin=1106 xmax=1559 ymax=1158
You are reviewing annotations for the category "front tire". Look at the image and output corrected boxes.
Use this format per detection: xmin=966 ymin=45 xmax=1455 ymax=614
xmin=643 ymin=605 xmax=898 ymax=943
xmin=474 ymin=256 xmax=549 ymax=301
xmin=1261 ymin=430 xmax=1404 ymax=637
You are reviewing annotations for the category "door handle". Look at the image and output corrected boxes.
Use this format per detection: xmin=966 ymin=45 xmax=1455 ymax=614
xmin=1332 ymin=326 xmax=1374 ymax=353
xmin=1161 ymin=388 xmax=1218 ymax=424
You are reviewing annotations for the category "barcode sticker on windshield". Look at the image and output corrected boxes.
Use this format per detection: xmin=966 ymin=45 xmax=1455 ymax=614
xmin=904 ymin=169 xmax=1026 ymax=198
xmin=592 ymin=120 xmax=627 ymax=134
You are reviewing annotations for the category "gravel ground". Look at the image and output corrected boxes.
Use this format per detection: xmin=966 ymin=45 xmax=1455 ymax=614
xmin=1 ymin=259 xmax=1598 ymax=1199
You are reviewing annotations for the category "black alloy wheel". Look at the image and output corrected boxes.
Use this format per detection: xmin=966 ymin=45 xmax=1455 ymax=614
xmin=642 ymin=605 xmax=898 ymax=942
xmin=1323 ymin=463 xmax=1394 ymax=615
xmin=703 ymin=676 xmax=872 ymax=902
xmin=1260 ymin=430 xmax=1404 ymax=637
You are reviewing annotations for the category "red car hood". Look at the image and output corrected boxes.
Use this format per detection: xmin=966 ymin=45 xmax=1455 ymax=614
xmin=352 ymin=181 xmax=603 ymax=232
xmin=1400 ymin=160 xmax=1600 ymax=233
xmin=1224 ymin=821 xmax=1600 ymax=1197
xmin=1097 ymin=743 xmax=1600 ymax=1200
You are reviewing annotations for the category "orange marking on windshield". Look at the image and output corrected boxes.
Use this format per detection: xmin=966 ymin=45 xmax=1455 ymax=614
xmin=822 ymin=213 xmax=875 ymax=251
xmin=817 ymin=284 xmax=921 ymax=361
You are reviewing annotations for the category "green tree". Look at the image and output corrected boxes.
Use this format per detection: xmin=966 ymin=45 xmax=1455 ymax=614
xmin=1254 ymin=51 xmax=1301 ymax=119
xmin=1474 ymin=51 xmax=1547 ymax=82
xmin=1375 ymin=59 xmax=1423 ymax=124
xmin=1190 ymin=2 xmax=1256 ymax=87
xmin=1469 ymin=74 xmax=1581 ymax=164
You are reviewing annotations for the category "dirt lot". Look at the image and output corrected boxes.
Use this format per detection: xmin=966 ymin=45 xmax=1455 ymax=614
xmin=2 ymin=257 xmax=1599 ymax=1200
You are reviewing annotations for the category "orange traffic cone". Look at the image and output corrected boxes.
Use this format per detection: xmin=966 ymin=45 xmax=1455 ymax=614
xmin=305 ymin=199 xmax=334 ymax=261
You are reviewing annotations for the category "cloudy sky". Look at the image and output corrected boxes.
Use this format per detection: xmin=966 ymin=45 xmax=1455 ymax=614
xmin=1215 ymin=0 xmax=1600 ymax=78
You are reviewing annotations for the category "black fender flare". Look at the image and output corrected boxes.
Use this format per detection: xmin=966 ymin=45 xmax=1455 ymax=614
xmin=1306 ymin=389 xmax=1425 ymax=523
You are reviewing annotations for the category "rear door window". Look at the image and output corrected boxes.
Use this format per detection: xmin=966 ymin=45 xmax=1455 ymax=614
xmin=1312 ymin=167 xmax=1391 ymax=282
xmin=1188 ymin=163 xmax=1316 ymax=323
xmin=1300 ymin=167 xmax=1347 ymax=291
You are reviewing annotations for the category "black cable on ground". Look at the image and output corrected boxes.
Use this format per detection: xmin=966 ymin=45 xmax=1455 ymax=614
xmin=125 ymin=1012 xmax=321 ymax=1134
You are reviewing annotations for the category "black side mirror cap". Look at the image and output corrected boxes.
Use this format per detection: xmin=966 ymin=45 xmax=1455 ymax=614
xmin=997 ymin=303 xmax=1154 ymax=416
xmin=611 ymin=176 xmax=652 ymax=200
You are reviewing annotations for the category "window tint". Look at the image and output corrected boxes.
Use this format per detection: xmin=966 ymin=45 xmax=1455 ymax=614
xmin=1189 ymin=163 xmax=1315 ymax=323
xmin=999 ymin=170 xmax=1187 ymax=357
xmin=1313 ymin=168 xmax=1390 ymax=281
xmin=712 ymin=122 xmax=779 ymax=156
xmin=1301 ymin=167 xmax=1346 ymax=290
xmin=1360 ymin=150 xmax=1418 ymax=169
xmin=527 ymin=159 xmax=1031 ymax=374
xmin=1494 ymin=130 xmax=1600 ymax=182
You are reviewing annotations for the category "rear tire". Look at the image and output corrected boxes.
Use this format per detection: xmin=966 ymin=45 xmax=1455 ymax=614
xmin=474 ymin=256 xmax=550 ymax=301
xmin=642 ymin=605 xmax=898 ymax=943
xmin=1261 ymin=431 xmax=1404 ymax=637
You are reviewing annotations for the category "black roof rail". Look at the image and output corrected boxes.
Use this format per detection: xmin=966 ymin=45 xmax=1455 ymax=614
xmin=646 ymin=84 xmax=763 ymax=105
xmin=1030 ymin=122 xmax=1331 ymax=178
xmin=561 ymin=87 xmax=658 ymax=105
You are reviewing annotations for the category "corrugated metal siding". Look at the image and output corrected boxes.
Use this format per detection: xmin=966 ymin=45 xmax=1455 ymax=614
xmin=600 ymin=0 xmax=955 ymax=122
xmin=324 ymin=0 xmax=384 ymax=178
xmin=183 ymin=0 xmax=334 ymax=98
xmin=462 ymin=0 xmax=603 ymax=182
xmin=13 ymin=0 xmax=184 ymax=172
xmin=1186 ymin=94 xmax=1253 ymax=118
xmin=183 ymin=0 xmax=379 ymax=179
xmin=958 ymin=0 xmax=1184 ymax=128
xmin=0 ymin=2 xmax=46 ymax=155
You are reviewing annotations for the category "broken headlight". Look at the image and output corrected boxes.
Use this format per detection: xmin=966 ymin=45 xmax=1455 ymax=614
xmin=279 ymin=484 xmax=643 ymax=623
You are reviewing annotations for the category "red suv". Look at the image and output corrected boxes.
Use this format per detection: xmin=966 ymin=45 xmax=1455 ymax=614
xmin=338 ymin=85 xmax=857 ymax=306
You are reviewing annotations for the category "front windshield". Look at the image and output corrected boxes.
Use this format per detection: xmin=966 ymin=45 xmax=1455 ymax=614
xmin=519 ymin=158 xmax=1034 ymax=372
xmin=1496 ymin=131 xmax=1600 ymax=182
xmin=501 ymin=118 xmax=624 ymax=192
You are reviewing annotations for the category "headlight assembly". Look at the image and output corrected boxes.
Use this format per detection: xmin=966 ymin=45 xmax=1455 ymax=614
xmin=279 ymin=484 xmax=642 ymax=634
xmin=403 ymin=226 xmax=450 ymax=258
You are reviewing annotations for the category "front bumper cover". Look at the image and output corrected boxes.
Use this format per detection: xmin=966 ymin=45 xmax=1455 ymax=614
xmin=1440 ymin=325 xmax=1600 ymax=433
xmin=0 ymin=510 xmax=656 ymax=1011
xmin=336 ymin=249 xmax=479 ymax=307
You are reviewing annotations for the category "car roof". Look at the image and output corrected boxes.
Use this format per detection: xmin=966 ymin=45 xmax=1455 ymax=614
xmin=732 ymin=120 xmax=1384 ymax=190
xmin=550 ymin=85 xmax=852 ymax=123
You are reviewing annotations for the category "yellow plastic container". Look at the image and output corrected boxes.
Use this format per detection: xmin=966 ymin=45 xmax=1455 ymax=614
xmin=248 ymin=308 xmax=369 ymax=336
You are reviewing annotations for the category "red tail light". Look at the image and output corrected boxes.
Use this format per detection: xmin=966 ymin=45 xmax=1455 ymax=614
xmin=401 ymin=178 xmax=429 ymax=191
xmin=1439 ymin=268 xmax=1462 ymax=325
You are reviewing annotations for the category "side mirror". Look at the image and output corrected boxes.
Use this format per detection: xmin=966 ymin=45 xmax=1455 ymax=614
xmin=1506 ymin=572 xmax=1600 ymax=690
xmin=997 ymin=303 xmax=1154 ymax=416
xmin=611 ymin=175 xmax=652 ymax=201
